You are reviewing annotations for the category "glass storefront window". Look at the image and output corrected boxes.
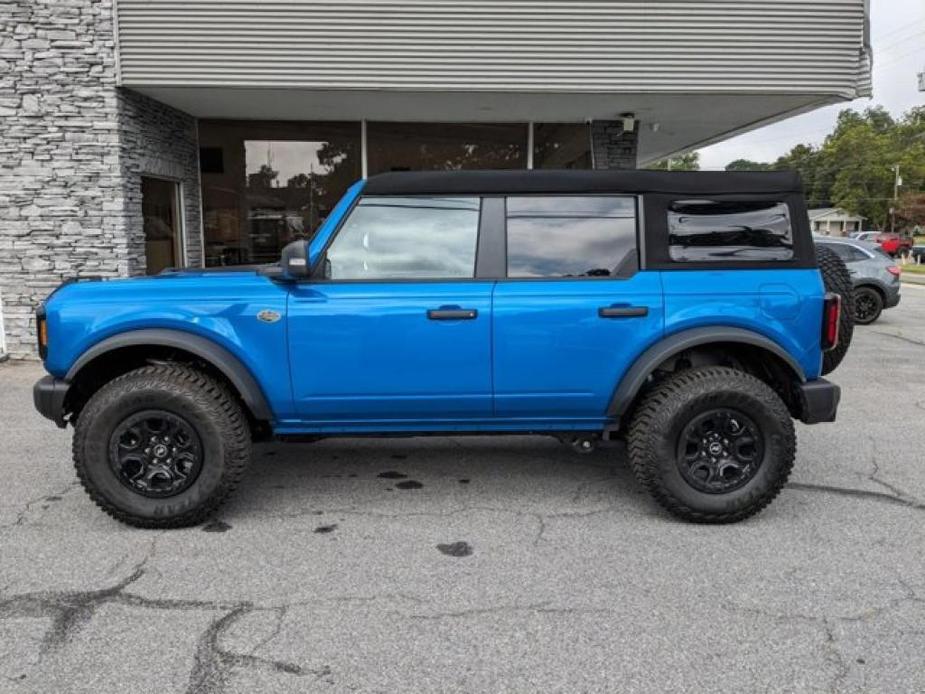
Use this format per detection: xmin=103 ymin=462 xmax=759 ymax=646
xmin=533 ymin=123 xmax=592 ymax=170
xmin=367 ymin=122 xmax=527 ymax=174
xmin=199 ymin=121 xmax=361 ymax=266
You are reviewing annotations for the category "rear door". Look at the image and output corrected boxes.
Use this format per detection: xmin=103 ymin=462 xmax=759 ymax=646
xmin=491 ymin=195 xmax=663 ymax=421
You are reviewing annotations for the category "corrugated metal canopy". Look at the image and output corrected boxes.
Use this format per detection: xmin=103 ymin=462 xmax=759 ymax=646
xmin=114 ymin=0 xmax=872 ymax=162
xmin=115 ymin=0 xmax=871 ymax=98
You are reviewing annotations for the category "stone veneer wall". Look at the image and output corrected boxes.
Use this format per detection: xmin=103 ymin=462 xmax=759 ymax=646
xmin=0 ymin=0 xmax=201 ymax=358
xmin=120 ymin=89 xmax=202 ymax=273
xmin=590 ymin=120 xmax=640 ymax=170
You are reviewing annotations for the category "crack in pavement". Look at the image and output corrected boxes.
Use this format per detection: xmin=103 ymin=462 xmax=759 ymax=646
xmin=821 ymin=618 xmax=850 ymax=694
xmin=0 ymin=481 xmax=79 ymax=531
xmin=0 ymin=562 xmax=311 ymax=693
xmin=786 ymin=482 xmax=925 ymax=511
xmin=185 ymin=606 xmax=331 ymax=694
xmin=871 ymin=331 xmax=925 ymax=348
xmin=723 ymin=581 xmax=925 ymax=694
xmin=864 ymin=434 xmax=925 ymax=507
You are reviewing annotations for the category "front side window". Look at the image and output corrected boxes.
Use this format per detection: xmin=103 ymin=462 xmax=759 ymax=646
xmin=668 ymin=200 xmax=794 ymax=263
xmin=325 ymin=196 xmax=480 ymax=280
xmin=506 ymin=196 xmax=636 ymax=278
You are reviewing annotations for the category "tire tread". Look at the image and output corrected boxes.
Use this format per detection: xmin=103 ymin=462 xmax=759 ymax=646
xmin=72 ymin=363 xmax=250 ymax=528
xmin=627 ymin=366 xmax=796 ymax=524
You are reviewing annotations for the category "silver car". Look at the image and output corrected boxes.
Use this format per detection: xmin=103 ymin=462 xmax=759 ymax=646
xmin=815 ymin=236 xmax=901 ymax=324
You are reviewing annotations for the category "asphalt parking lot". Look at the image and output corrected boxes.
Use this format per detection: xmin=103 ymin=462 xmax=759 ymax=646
xmin=2 ymin=286 xmax=925 ymax=694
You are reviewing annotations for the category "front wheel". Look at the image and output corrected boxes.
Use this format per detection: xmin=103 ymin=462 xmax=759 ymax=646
xmin=627 ymin=367 xmax=795 ymax=524
xmin=73 ymin=364 xmax=251 ymax=528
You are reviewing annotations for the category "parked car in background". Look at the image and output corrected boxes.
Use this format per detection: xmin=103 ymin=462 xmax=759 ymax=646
xmin=850 ymin=231 xmax=879 ymax=242
xmin=873 ymin=232 xmax=913 ymax=257
xmin=910 ymin=245 xmax=925 ymax=263
xmin=815 ymin=237 xmax=901 ymax=324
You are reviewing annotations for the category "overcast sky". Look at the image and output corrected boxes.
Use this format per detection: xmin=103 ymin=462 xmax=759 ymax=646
xmin=698 ymin=0 xmax=925 ymax=170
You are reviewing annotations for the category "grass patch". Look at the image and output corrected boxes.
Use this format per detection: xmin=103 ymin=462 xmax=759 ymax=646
xmin=902 ymin=264 xmax=925 ymax=275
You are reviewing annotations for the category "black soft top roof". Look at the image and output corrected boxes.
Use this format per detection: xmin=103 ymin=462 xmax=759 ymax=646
xmin=363 ymin=170 xmax=803 ymax=197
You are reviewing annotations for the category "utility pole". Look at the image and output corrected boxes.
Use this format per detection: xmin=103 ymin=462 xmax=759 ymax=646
xmin=891 ymin=164 xmax=901 ymax=233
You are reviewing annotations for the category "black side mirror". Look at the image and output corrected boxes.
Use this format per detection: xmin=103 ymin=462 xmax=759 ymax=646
xmin=280 ymin=240 xmax=310 ymax=280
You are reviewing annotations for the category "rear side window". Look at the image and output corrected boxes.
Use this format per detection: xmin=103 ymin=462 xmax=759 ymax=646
xmin=668 ymin=200 xmax=793 ymax=263
xmin=325 ymin=196 xmax=480 ymax=280
xmin=506 ymin=196 xmax=636 ymax=278
xmin=820 ymin=242 xmax=868 ymax=263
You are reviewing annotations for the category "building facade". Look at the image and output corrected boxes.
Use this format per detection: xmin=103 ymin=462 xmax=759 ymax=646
xmin=809 ymin=207 xmax=867 ymax=236
xmin=1 ymin=0 xmax=872 ymax=356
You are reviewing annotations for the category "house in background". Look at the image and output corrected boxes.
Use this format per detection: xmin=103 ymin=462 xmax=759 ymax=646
xmin=809 ymin=208 xmax=867 ymax=237
xmin=1 ymin=0 xmax=873 ymax=356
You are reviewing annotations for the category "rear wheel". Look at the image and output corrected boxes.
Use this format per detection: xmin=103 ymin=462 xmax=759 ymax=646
xmin=627 ymin=367 xmax=795 ymax=524
xmin=853 ymin=286 xmax=883 ymax=325
xmin=73 ymin=364 xmax=251 ymax=528
xmin=816 ymin=245 xmax=854 ymax=375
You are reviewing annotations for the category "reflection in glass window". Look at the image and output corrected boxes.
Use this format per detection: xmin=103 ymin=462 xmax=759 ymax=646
xmin=819 ymin=242 xmax=867 ymax=263
xmin=142 ymin=177 xmax=181 ymax=275
xmin=506 ymin=197 xmax=637 ymax=278
xmin=326 ymin=197 xmax=480 ymax=280
xmin=533 ymin=123 xmax=592 ymax=169
xmin=668 ymin=200 xmax=794 ymax=262
xmin=199 ymin=121 xmax=361 ymax=266
xmin=367 ymin=122 xmax=526 ymax=174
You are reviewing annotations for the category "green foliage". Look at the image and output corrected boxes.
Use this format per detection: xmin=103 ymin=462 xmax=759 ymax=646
xmin=646 ymin=151 xmax=700 ymax=171
xmin=724 ymin=106 xmax=925 ymax=230
xmin=897 ymin=192 xmax=925 ymax=228
xmin=724 ymin=159 xmax=772 ymax=171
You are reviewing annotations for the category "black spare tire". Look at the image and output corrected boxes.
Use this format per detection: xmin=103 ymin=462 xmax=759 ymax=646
xmin=816 ymin=245 xmax=854 ymax=375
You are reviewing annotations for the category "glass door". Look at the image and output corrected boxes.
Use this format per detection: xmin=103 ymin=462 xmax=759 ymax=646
xmin=142 ymin=177 xmax=183 ymax=275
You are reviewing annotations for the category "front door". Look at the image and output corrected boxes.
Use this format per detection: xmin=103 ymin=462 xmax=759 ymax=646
xmin=288 ymin=195 xmax=493 ymax=424
xmin=491 ymin=195 xmax=664 ymax=422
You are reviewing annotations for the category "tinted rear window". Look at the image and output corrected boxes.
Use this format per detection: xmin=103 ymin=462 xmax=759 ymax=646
xmin=668 ymin=200 xmax=793 ymax=263
xmin=506 ymin=196 xmax=636 ymax=278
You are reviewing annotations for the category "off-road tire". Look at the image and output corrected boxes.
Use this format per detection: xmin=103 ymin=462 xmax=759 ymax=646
xmin=853 ymin=285 xmax=883 ymax=325
xmin=627 ymin=366 xmax=796 ymax=524
xmin=816 ymin=245 xmax=854 ymax=375
xmin=73 ymin=363 xmax=251 ymax=528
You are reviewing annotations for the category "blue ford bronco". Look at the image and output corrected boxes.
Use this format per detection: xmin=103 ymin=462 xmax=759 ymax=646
xmin=33 ymin=170 xmax=854 ymax=527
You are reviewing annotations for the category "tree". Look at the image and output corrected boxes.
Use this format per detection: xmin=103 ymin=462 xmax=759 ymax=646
xmin=725 ymin=159 xmax=771 ymax=171
xmin=773 ymin=144 xmax=831 ymax=209
xmin=819 ymin=107 xmax=925 ymax=229
xmin=247 ymin=164 xmax=278 ymax=189
xmin=723 ymin=106 xmax=925 ymax=228
xmin=646 ymin=151 xmax=700 ymax=171
xmin=897 ymin=192 xmax=925 ymax=229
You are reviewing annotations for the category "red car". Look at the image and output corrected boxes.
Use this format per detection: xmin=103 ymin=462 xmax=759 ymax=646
xmin=874 ymin=232 xmax=913 ymax=256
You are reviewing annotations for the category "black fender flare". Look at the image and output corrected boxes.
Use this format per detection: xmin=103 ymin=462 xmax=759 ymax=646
xmin=606 ymin=326 xmax=806 ymax=418
xmin=66 ymin=329 xmax=274 ymax=422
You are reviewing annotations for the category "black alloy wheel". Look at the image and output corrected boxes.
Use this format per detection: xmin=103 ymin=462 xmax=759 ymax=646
xmin=853 ymin=287 xmax=883 ymax=325
xmin=676 ymin=408 xmax=764 ymax=494
xmin=108 ymin=409 xmax=203 ymax=498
